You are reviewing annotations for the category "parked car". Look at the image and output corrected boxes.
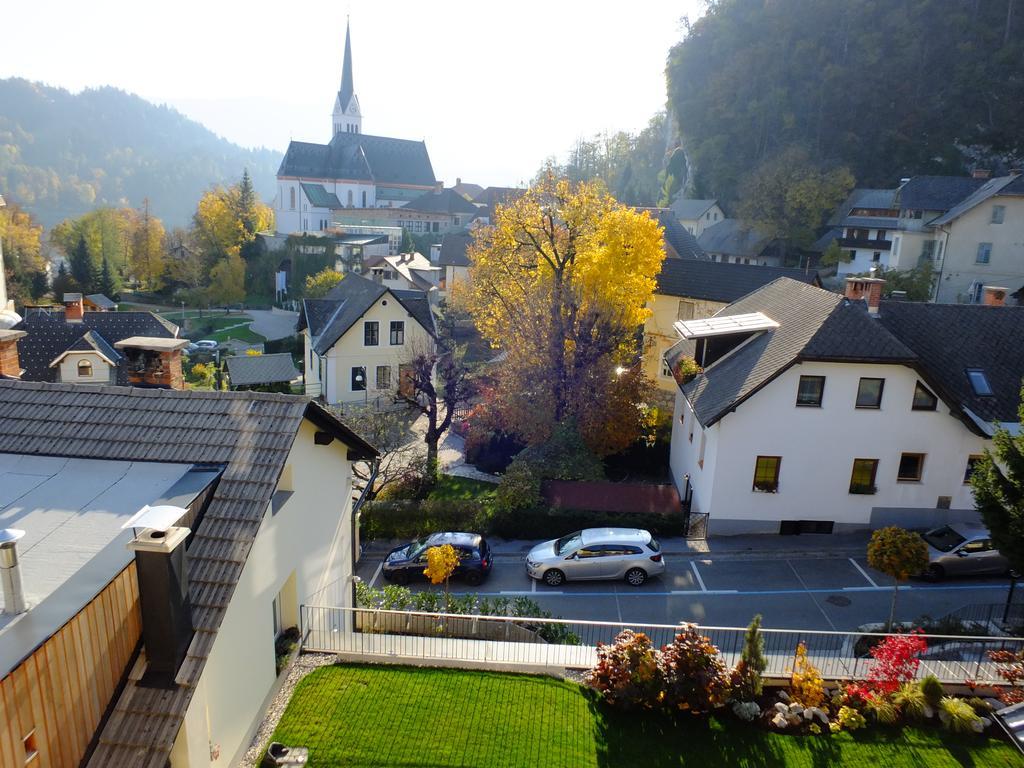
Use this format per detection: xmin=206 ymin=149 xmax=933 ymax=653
xmin=382 ymin=532 xmax=492 ymax=586
xmin=194 ymin=339 xmax=219 ymax=351
xmin=526 ymin=528 xmax=665 ymax=587
xmin=921 ymin=523 xmax=1014 ymax=580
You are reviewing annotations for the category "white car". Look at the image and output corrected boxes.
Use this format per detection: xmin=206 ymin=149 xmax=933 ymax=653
xmin=193 ymin=339 xmax=219 ymax=350
xmin=526 ymin=528 xmax=666 ymax=587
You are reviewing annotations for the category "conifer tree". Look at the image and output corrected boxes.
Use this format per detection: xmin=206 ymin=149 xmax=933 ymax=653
xmin=68 ymin=234 xmax=95 ymax=293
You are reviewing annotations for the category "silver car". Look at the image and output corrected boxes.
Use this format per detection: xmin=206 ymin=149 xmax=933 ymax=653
xmin=921 ymin=523 xmax=1013 ymax=580
xmin=525 ymin=528 xmax=665 ymax=587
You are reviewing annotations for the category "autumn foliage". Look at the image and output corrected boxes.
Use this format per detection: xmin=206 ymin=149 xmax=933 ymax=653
xmin=422 ymin=544 xmax=459 ymax=586
xmin=865 ymin=632 xmax=928 ymax=696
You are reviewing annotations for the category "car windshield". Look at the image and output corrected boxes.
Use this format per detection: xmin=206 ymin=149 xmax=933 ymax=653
xmin=405 ymin=538 xmax=427 ymax=557
xmin=555 ymin=531 xmax=583 ymax=556
xmin=923 ymin=525 xmax=966 ymax=553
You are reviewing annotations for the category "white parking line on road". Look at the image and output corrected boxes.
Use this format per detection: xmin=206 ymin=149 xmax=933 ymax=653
xmin=368 ymin=563 xmax=383 ymax=589
xmin=500 ymin=589 xmax=563 ymax=596
xmin=849 ymin=557 xmax=880 ymax=588
xmin=532 ymin=578 xmax=536 ymax=593
xmin=690 ymin=561 xmax=707 ymax=592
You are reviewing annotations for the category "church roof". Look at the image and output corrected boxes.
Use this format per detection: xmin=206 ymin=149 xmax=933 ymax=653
xmin=405 ymin=188 xmax=479 ymax=215
xmin=300 ymin=183 xmax=342 ymax=209
xmin=278 ymin=132 xmax=435 ymax=188
xmin=337 ymin=20 xmax=355 ymax=115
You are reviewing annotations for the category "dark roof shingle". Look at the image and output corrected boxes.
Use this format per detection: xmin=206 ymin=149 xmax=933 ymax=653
xmin=697 ymin=219 xmax=771 ymax=258
xmin=895 ymin=175 xmax=986 ymax=212
xmin=437 ymin=232 xmax=471 ymax=268
xmin=226 ymin=353 xmax=300 ymax=387
xmin=278 ymin=131 xmax=435 ymax=188
xmin=655 ymin=259 xmax=820 ymax=303
xmin=404 ymin=187 xmax=479 ymax=215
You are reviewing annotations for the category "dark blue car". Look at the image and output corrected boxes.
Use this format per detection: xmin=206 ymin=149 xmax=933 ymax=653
xmin=382 ymin=532 xmax=492 ymax=586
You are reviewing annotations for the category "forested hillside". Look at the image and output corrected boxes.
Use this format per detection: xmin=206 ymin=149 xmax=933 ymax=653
xmin=667 ymin=0 xmax=1024 ymax=203
xmin=0 ymin=79 xmax=281 ymax=228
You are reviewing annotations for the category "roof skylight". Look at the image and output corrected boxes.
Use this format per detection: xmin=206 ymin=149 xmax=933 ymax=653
xmin=966 ymin=368 xmax=993 ymax=396
xmin=674 ymin=312 xmax=779 ymax=340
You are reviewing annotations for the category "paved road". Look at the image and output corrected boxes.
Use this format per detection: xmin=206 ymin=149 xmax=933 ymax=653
xmin=355 ymin=551 xmax=1015 ymax=632
xmin=247 ymin=309 xmax=299 ymax=340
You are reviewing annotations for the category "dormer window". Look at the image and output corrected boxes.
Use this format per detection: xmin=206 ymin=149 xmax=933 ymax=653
xmin=911 ymin=381 xmax=938 ymax=411
xmin=966 ymin=368 xmax=993 ymax=396
xmin=77 ymin=359 xmax=93 ymax=377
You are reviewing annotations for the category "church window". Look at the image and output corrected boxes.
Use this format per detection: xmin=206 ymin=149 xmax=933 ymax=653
xmin=347 ymin=190 xmax=354 ymax=207
xmin=289 ymin=188 xmax=296 ymax=210
xmin=362 ymin=190 xmax=367 ymax=207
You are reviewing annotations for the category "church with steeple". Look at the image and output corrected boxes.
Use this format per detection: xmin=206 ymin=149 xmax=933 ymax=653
xmin=275 ymin=20 xmax=437 ymax=235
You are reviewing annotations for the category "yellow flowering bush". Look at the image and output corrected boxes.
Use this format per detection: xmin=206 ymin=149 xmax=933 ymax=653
xmin=789 ymin=642 xmax=826 ymax=708
xmin=422 ymin=544 xmax=459 ymax=585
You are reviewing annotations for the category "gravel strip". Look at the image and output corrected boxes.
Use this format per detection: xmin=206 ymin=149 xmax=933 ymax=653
xmin=239 ymin=652 xmax=341 ymax=768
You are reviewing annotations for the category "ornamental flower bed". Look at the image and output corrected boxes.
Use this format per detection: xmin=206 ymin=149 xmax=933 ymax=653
xmin=585 ymin=619 xmax=1010 ymax=741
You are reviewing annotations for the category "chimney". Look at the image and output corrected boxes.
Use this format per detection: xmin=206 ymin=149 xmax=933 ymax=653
xmin=972 ymin=168 xmax=992 ymax=180
xmin=845 ymin=276 xmax=885 ymax=315
xmin=63 ymin=293 xmax=84 ymax=323
xmin=982 ymin=286 xmax=1008 ymax=307
xmin=0 ymin=529 xmax=27 ymax=615
xmin=0 ymin=329 xmax=26 ymax=379
xmin=128 ymin=525 xmax=194 ymax=687
xmin=456 ymin=177 xmax=462 ymax=185
xmin=115 ymin=337 xmax=188 ymax=389
xmin=433 ymin=181 xmax=443 ymax=194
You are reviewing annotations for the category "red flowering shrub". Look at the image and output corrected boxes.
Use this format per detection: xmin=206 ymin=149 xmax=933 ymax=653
xmin=658 ymin=624 xmax=731 ymax=715
xmin=865 ymin=632 xmax=927 ymax=696
xmin=989 ymin=648 xmax=1024 ymax=705
xmin=586 ymin=630 xmax=663 ymax=708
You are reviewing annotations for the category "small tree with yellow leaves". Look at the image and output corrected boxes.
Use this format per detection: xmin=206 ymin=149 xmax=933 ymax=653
xmin=789 ymin=642 xmax=826 ymax=708
xmin=867 ymin=526 xmax=928 ymax=630
xmin=422 ymin=544 xmax=460 ymax=609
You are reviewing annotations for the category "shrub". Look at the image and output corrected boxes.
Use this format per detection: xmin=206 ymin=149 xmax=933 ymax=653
xmin=789 ymin=643 xmax=826 ymax=708
xmin=864 ymin=696 xmax=900 ymax=725
xmin=865 ymin=632 xmax=927 ymax=696
xmin=732 ymin=614 xmax=767 ymax=701
xmin=731 ymin=700 xmax=761 ymax=722
xmin=586 ymin=630 xmax=663 ymax=709
xmin=968 ymin=696 xmax=994 ymax=715
xmin=359 ymin=499 xmax=487 ymax=539
xmin=494 ymin=458 xmax=543 ymax=514
xmin=893 ymin=681 xmax=930 ymax=720
xmin=832 ymin=706 xmax=867 ymax=732
xmin=989 ymin=648 xmax=1024 ymax=705
xmin=939 ymin=696 xmax=983 ymax=734
xmin=672 ymin=356 xmax=703 ymax=385
xmin=919 ymin=674 xmax=945 ymax=707
xmin=659 ymin=624 xmax=731 ymax=715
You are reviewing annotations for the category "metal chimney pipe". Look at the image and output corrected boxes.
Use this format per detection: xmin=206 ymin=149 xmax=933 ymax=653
xmin=0 ymin=529 xmax=27 ymax=615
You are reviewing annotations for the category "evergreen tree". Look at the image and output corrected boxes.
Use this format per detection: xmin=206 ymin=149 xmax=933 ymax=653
xmin=98 ymin=257 xmax=117 ymax=298
xmin=52 ymin=262 xmax=76 ymax=298
xmin=734 ymin=614 xmax=767 ymax=700
xmin=238 ymin=169 xmax=258 ymax=237
xmin=971 ymin=388 xmax=1024 ymax=575
xmin=68 ymin=234 xmax=94 ymax=293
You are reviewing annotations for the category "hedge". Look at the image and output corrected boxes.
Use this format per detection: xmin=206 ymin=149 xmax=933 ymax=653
xmin=360 ymin=499 xmax=685 ymax=541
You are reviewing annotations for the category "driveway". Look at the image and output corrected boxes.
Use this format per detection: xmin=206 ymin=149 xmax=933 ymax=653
xmin=247 ymin=308 xmax=299 ymax=340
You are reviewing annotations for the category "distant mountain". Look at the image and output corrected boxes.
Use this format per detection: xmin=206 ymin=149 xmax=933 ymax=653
xmin=0 ymin=78 xmax=282 ymax=228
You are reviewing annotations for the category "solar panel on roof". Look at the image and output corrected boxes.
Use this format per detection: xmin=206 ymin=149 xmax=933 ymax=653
xmin=674 ymin=312 xmax=779 ymax=339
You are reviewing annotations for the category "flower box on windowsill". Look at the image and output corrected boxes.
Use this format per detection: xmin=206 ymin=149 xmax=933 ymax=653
xmin=752 ymin=483 xmax=778 ymax=493
xmin=849 ymin=484 xmax=877 ymax=495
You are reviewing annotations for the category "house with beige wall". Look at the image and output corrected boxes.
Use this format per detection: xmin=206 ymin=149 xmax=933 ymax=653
xmin=666 ymin=276 xmax=1023 ymax=536
xmin=0 ymin=379 xmax=376 ymax=767
xmin=645 ymin=259 xmax=820 ymax=399
xmin=669 ymin=198 xmax=726 ymax=237
xmin=299 ymin=272 xmax=437 ymax=405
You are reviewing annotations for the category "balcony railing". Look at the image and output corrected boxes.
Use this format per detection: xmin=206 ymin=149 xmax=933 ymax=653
xmin=838 ymin=238 xmax=892 ymax=251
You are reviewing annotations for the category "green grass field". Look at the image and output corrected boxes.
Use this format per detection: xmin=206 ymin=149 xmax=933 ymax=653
xmin=427 ymin=475 xmax=498 ymax=502
xmin=269 ymin=665 xmax=1023 ymax=767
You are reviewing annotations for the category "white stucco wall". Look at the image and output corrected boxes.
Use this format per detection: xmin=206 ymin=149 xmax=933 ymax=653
xmin=935 ymin=196 xmax=1024 ymax=304
xmin=172 ymin=418 xmax=356 ymax=767
xmin=276 ymin=178 xmax=378 ymax=235
xmin=671 ymin=360 xmax=989 ymax=534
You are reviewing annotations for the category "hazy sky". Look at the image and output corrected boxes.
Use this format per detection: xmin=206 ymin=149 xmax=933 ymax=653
xmin=0 ymin=0 xmax=705 ymax=188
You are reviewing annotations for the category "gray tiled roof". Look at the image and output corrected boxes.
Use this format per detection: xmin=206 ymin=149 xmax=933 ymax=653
xmin=84 ymin=293 xmax=117 ymax=310
xmin=828 ymin=188 xmax=898 ymax=226
xmin=278 ymin=131 xmax=435 ymax=188
xmin=472 ymin=187 xmax=525 ymax=207
xmin=669 ymin=198 xmax=718 ymax=220
xmin=637 ymin=208 xmax=706 ymax=260
xmin=698 ymin=218 xmax=771 ymax=258
xmin=405 ymin=187 xmax=479 ymax=215
xmin=655 ymin=259 xmax=820 ymax=303
xmin=437 ymin=232 xmax=472 ymax=267
xmin=895 ymin=175 xmax=986 ymax=212
xmin=298 ymin=273 xmax=435 ymax=355
xmin=226 ymin=352 xmax=300 ymax=386
xmin=0 ymin=380 xmax=375 ymax=768
xmin=56 ymin=329 xmax=123 ymax=365
xmin=930 ymin=175 xmax=1021 ymax=225
xmin=300 ymin=182 xmax=343 ymax=209
xmin=15 ymin=310 xmax=178 ymax=384
xmin=877 ymin=301 xmax=1024 ymax=424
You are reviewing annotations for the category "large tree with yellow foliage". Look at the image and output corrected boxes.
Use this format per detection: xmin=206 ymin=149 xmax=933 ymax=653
xmin=462 ymin=175 xmax=664 ymax=455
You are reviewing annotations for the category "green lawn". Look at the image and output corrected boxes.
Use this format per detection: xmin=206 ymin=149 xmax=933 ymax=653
xmin=207 ymin=325 xmax=265 ymax=344
xmin=427 ymin=475 xmax=498 ymax=502
xmin=269 ymin=665 xmax=1023 ymax=767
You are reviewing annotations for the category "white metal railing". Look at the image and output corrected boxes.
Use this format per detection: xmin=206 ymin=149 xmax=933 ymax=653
xmin=300 ymin=605 xmax=1024 ymax=685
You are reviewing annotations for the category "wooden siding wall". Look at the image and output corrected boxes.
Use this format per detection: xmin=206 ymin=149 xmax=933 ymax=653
xmin=0 ymin=563 xmax=141 ymax=768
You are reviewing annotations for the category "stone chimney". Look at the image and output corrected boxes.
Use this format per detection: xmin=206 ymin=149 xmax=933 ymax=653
xmin=63 ymin=293 xmax=84 ymax=323
xmin=972 ymin=168 xmax=992 ymax=180
xmin=982 ymin=286 xmax=1008 ymax=307
xmin=433 ymin=180 xmax=443 ymax=194
xmin=0 ymin=329 xmax=26 ymax=379
xmin=115 ymin=337 xmax=188 ymax=389
xmin=845 ymin=276 xmax=886 ymax=315
xmin=128 ymin=525 xmax=194 ymax=687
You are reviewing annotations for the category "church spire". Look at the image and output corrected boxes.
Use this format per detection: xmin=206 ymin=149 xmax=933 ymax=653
xmin=333 ymin=18 xmax=361 ymax=136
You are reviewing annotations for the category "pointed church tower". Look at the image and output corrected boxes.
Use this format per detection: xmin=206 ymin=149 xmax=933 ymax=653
xmin=332 ymin=19 xmax=362 ymax=136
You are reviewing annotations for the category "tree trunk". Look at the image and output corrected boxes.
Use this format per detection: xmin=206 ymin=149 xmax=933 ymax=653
xmin=888 ymin=578 xmax=900 ymax=631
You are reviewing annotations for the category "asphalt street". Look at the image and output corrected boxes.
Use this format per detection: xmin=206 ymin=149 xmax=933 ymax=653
xmin=355 ymin=550 xmax=1016 ymax=632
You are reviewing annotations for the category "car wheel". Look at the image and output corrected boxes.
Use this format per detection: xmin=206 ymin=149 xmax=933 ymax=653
xmin=463 ymin=570 xmax=484 ymax=587
xmin=543 ymin=569 xmax=565 ymax=587
xmin=925 ymin=564 xmax=944 ymax=582
xmin=625 ymin=567 xmax=648 ymax=587
xmin=390 ymin=569 xmax=410 ymax=585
